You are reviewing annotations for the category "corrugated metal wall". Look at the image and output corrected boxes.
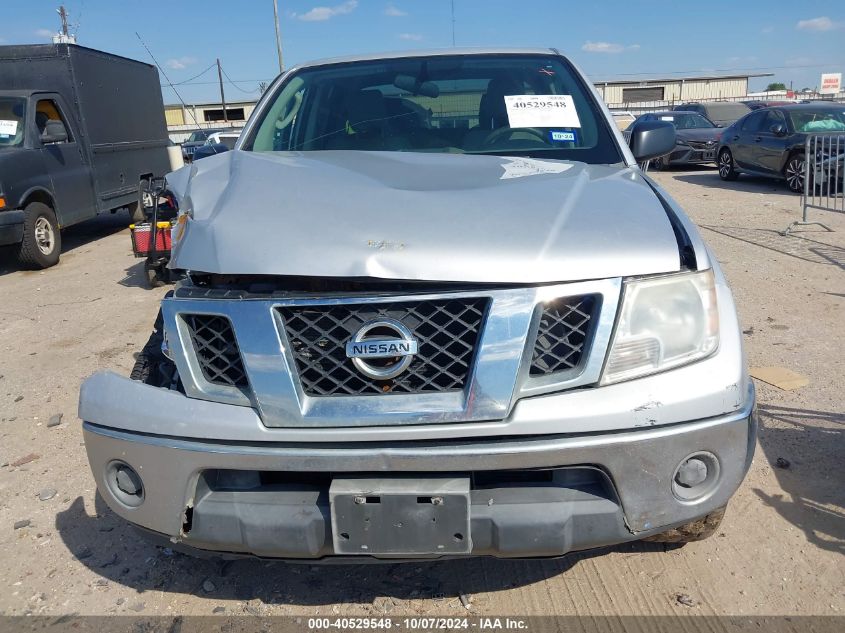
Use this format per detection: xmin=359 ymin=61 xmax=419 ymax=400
xmin=164 ymin=107 xmax=184 ymax=126
xmin=597 ymin=78 xmax=748 ymax=105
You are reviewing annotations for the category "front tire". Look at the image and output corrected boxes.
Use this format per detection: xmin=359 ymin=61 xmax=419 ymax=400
xmin=784 ymin=154 xmax=805 ymax=193
xmin=650 ymin=156 xmax=667 ymax=171
xmin=718 ymin=149 xmax=738 ymax=181
xmin=17 ymin=201 xmax=61 ymax=269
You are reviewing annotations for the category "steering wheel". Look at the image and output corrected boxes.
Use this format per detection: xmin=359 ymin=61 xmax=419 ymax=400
xmin=481 ymin=126 xmax=548 ymax=148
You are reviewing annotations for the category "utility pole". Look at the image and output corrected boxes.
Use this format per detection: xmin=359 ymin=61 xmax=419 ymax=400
xmin=53 ymin=5 xmax=76 ymax=44
xmin=450 ymin=0 xmax=456 ymax=46
xmin=58 ymin=5 xmax=69 ymax=37
xmin=216 ymin=58 xmax=228 ymax=123
xmin=273 ymin=0 xmax=284 ymax=73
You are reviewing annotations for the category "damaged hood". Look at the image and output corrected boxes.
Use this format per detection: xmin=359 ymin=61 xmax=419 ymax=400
xmin=167 ymin=150 xmax=681 ymax=283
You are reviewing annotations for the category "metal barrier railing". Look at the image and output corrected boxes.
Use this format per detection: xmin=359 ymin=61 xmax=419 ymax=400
xmin=783 ymin=132 xmax=844 ymax=235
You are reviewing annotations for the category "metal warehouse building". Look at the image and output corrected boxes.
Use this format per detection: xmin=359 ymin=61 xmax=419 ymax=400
xmin=165 ymin=100 xmax=258 ymax=141
xmin=595 ymin=73 xmax=773 ymax=107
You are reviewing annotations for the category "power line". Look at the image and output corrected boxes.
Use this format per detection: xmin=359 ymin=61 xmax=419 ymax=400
xmin=161 ymin=77 xmax=273 ymax=87
xmin=135 ymin=31 xmax=203 ymax=130
xmin=171 ymin=62 xmax=217 ymax=86
xmin=220 ymin=65 xmax=260 ymax=94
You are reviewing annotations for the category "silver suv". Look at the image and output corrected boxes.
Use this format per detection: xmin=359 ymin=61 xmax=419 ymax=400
xmin=80 ymin=49 xmax=756 ymax=560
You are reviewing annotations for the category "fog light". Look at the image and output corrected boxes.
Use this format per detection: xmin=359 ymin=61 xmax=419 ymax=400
xmin=116 ymin=465 xmax=143 ymax=496
xmin=671 ymin=452 xmax=720 ymax=502
xmin=675 ymin=458 xmax=708 ymax=488
xmin=106 ymin=461 xmax=144 ymax=507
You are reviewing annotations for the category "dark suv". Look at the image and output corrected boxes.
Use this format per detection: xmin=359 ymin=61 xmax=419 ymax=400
xmin=180 ymin=128 xmax=235 ymax=161
xmin=716 ymin=103 xmax=845 ymax=193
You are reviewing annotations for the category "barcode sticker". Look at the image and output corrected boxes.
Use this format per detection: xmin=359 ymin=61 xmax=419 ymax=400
xmin=504 ymin=95 xmax=581 ymax=128
xmin=0 ymin=120 xmax=18 ymax=136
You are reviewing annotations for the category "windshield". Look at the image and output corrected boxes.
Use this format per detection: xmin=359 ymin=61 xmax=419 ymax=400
xmin=243 ymin=54 xmax=622 ymax=164
xmin=0 ymin=97 xmax=26 ymax=148
xmin=658 ymin=112 xmax=714 ymax=130
xmin=788 ymin=108 xmax=845 ymax=132
xmin=187 ymin=131 xmax=210 ymax=142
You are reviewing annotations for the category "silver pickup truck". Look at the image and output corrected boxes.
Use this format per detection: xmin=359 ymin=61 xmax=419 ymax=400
xmin=79 ymin=48 xmax=756 ymax=560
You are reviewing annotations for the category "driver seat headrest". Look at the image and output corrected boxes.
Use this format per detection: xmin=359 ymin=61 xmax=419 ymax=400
xmin=478 ymin=77 xmax=523 ymax=130
xmin=347 ymin=90 xmax=387 ymax=134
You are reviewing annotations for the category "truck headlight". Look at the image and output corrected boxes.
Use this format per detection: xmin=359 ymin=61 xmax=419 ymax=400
xmin=601 ymin=270 xmax=719 ymax=384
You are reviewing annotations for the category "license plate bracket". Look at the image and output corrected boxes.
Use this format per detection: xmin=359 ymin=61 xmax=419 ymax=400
xmin=330 ymin=478 xmax=471 ymax=555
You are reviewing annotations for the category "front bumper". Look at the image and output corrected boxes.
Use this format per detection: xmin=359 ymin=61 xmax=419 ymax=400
xmin=667 ymin=145 xmax=717 ymax=165
xmin=0 ymin=209 xmax=24 ymax=247
xmin=83 ymin=391 xmax=756 ymax=559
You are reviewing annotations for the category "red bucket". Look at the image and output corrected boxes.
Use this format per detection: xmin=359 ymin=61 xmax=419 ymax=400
xmin=130 ymin=222 xmax=173 ymax=256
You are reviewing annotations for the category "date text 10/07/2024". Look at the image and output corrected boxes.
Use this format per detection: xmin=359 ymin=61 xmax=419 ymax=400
xmin=307 ymin=618 xmax=529 ymax=630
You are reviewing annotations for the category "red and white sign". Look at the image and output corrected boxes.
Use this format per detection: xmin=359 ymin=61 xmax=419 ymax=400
xmin=820 ymin=73 xmax=841 ymax=95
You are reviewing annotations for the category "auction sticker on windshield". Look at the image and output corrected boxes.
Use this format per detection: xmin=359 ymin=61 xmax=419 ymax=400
xmin=504 ymin=95 xmax=581 ymax=129
xmin=0 ymin=120 xmax=18 ymax=136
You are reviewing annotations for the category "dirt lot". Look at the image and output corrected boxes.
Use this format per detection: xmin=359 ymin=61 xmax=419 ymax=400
xmin=0 ymin=166 xmax=843 ymax=621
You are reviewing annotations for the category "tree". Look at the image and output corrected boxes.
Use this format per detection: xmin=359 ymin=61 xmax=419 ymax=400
xmin=766 ymin=82 xmax=787 ymax=91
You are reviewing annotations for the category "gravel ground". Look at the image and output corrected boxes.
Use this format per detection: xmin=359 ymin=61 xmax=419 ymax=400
xmin=0 ymin=166 xmax=843 ymax=621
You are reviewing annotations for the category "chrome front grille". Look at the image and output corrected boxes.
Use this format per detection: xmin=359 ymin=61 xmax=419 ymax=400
xmin=163 ymin=279 xmax=621 ymax=427
xmin=183 ymin=314 xmax=248 ymax=389
xmin=687 ymin=140 xmax=716 ymax=151
xmin=530 ymin=295 xmax=600 ymax=376
xmin=278 ymin=298 xmax=488 ymax=396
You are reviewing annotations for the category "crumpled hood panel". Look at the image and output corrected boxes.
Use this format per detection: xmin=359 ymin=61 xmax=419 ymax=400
xmin=168 ymin=150 xmax=680 ymax=283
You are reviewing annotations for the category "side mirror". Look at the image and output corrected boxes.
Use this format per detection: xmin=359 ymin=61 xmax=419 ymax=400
xmin=192 ymin=143 xmax=229 ymax=161
xmin=628 ymin=120 xmax=676 ymax=163
xmin=770 ymin=123 xmax=786 ymax=136
xmin=40 ymin=119 xmax=68 ymax=144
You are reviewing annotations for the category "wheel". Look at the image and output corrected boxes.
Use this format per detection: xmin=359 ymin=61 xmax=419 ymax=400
xmin=128 ymin=178 xmax=152 ymax=223
xmin=17 ymin=201 xmax=61 ymax=269
xmin=643 ymin=506 xmax=726 ymax=544
xmin=718 ymin=149 xmax=738 ymax=181
xmin=127 ymin=201 xmax=145 ymax=224
xmin=650 ymin=156 xmax=666 ymax=171
xmin=784 ymin=153 xmax=805 ymax=194
xmin=144 ymin=261 xmax=166 ymax=288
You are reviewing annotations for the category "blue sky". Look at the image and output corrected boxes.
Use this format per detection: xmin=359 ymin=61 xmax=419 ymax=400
xmin=1 ymin=1 xmax=843 ymax=104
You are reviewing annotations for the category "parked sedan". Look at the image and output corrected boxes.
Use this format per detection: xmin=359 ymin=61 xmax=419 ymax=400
xmin=674 ymin=102 xmax=751 ymax=127
xmin=628 ymin=111 xmax=721 ymax=169
xmin=717 ymin=103 xmax=845 ymax=193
